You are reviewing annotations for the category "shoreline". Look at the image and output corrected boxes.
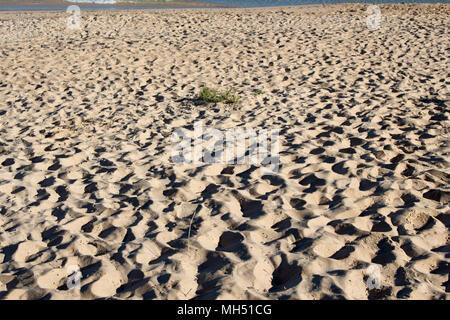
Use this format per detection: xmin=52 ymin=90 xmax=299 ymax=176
xmin=0 ymin=1 xmax=233 ymax=12
xmin=0 ymin=3 xmax=448 ymax=15
xmin=0 ymin=1 xmax=449 ymax=12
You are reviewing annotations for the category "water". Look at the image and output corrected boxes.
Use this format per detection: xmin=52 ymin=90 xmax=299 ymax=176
xmin=0 ymin=4 xmax=196 ymax=12
xmin=0 ymin=0 xmax=447 ymax=11
xmin=64 ymin=0 xmax=450 ymax=5
xmin=207 ymin=0 xmax=448 ymax=6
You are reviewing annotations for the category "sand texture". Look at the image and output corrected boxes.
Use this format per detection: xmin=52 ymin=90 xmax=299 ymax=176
xmin=0 ymin=3 xmax=449 ymax=300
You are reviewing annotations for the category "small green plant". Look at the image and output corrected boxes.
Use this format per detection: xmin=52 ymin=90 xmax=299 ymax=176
xmin=253 ymin=89 xmax=265 ymax=96
xmin=197 ymin=87 xmax=239 ymax=104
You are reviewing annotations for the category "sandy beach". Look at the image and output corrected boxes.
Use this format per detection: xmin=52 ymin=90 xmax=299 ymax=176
xmin=0 ymin=3 xmax=449 ymax=300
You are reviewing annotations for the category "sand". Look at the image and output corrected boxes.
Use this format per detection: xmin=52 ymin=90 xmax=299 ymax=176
xmin=0 ymin=3 xmax=449 ymax=300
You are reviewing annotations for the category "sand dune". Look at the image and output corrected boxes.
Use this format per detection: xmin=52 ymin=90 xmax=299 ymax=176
xmin=0 ymin=3 xmax=449 ymax=300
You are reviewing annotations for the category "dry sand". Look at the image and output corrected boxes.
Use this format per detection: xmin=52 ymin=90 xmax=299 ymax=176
xmin=0 ymin=3 xmax=449 ymax=300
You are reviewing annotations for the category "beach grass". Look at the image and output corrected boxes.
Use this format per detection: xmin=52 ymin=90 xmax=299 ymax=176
xmin=197 ymin=87 xmax=239 ymax=104
xmin=252 ymin=89 xmax=265 ymax=96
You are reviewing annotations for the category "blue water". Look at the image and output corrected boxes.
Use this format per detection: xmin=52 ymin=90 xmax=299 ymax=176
xmin=0 ymin=5 xmax=203 ymax=11
xmin=198 ymin=0 xmax=447 ymax=7
xmin=0 ymin=0 xmax=448 ymax=11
